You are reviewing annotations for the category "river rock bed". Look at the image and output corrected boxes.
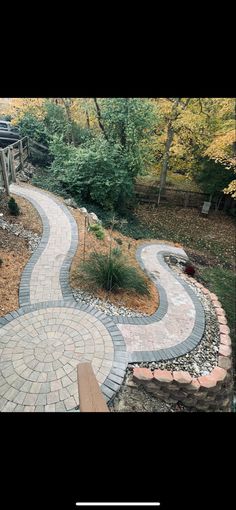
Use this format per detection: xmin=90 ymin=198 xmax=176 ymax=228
xmin=72 ymin=288 xmax=149 ymax=318
xmin=0 ymin=218 xmax=41 ymax=253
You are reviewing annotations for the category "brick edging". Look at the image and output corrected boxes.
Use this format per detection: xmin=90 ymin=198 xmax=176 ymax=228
xmin=57 ymin=201 xmax=79 ymax=301
xmin=11 ymin=192 xmax=51 ymax=307
xmin=132 ymin=287 xmax=233 ymax=411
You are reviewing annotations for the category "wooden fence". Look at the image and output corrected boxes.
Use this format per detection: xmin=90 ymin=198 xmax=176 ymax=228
xmin=134 ymin=183 xmax=235 ymax=212
xmin=0 ymin=137 xmax=29 ymax=195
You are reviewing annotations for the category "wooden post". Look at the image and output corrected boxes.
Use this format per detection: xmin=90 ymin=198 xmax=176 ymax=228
xmin=9 ymin=147 xmax=16 ymax=182
xmin=19 ymin=139 xmax=24 ymax=172
xmin=0 ymin=150 xmax=10 ymax=195
xmin=27 ymin=136 xmax=30 ymax=158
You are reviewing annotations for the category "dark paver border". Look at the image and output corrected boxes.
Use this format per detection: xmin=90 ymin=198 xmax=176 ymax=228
xmin=57 ymin=202 xmax=79 ymax=301
xmin=12 ymin=191 xmax=51 ymax=308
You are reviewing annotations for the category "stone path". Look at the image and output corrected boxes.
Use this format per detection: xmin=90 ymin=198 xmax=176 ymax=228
xmin=0 ymin=185 xmax=127 ymax=412
xmin=115 ymin=244 xmax=205 ymax=362
xmin=0 ymin=184 xmax=206 ymax=412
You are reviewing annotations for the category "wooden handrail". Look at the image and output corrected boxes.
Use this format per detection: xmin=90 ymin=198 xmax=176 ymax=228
xmin=77 ymin=363 xmax=109 ymax=412
xmin=0 ymin=136 xmax=29 ymax=191
xmin=0 ymin=136 xmax=28 ymax=151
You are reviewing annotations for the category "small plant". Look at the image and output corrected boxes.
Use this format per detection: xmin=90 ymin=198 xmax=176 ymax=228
xmin=0 ymin=258 xmax=3 ymax=267
xmin=184 ymin=263 xmax=196 ymax=276
xmin=112 ymin=247 xmax=122 ymax=258
xmin=8 ymin=197 xmax=20 ymax=216
xmin=79 ymin=251 xmax=150 ymax=295
xmin=88 ymin=223 xmax=105 ymax=240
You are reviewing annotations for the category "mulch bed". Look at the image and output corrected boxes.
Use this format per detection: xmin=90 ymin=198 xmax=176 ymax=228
xmin=69 ymin=207 xmax=163 ymax=315
xmin=0 ymin=192 xmax=42 ymax=316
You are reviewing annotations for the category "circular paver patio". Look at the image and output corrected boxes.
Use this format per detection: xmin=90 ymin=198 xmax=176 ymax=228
xmin=0 ymin=307 xmax=114 ymax=412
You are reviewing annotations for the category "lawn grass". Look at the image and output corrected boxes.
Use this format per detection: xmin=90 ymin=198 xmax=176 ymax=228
xmin=198 ymin=267 xmax=236 ymax=361
xmin=136 ymin=170 xmax=202 ymax=192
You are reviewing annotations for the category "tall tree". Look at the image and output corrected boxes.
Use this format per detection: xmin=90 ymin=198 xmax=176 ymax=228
xmin=157 ymin=98 xmax=191 ymax=203
xmin=93 ymin=98 xmax=108 ymax=139
xmin=61 ymin=98 xmax=75 ymax=145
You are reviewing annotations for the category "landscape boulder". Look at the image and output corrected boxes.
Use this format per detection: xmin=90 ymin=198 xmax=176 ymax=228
xmin=64 ymin=198 xmax=78 ymax=209
xmin=88 ymin=212 xmax=101 ymax=224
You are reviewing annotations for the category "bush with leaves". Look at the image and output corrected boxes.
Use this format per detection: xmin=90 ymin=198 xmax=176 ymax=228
xmin=18 ymin=113 xmax=48 ymax=146
xmin=79 ymin=251 xmax=149 ymax=295
xmin=192 ymin=157 xmax=235 ymax=195
xmin=8 ymin=197 xmax=20 ymax=216
xmin=49 ymin=136 xmax=135 ymax=210
xmin=88 ymin=223 xmax=105 ymax=240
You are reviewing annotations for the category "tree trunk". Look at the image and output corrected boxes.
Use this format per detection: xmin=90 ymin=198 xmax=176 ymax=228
xmin=62 ymin=99 xmax=75 ymax=145
xmin=93 ymin=98 xmax=108 ymax=140
xmin=160 ymin=122 xmax=174 ymax=189
xmin=157 ymin=98 xmax=182 ymax=205
xmin=85 ymin=106 xmax=90 ymax=129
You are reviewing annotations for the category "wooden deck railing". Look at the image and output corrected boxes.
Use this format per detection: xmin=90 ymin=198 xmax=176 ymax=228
xmin=77 ymin=363 xmax=109 ymax=412
xmin=0 ymin=136 xmax=29 ymax=195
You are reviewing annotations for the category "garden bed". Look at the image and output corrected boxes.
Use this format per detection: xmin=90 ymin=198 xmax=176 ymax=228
xmin=69 ymin=207 xmax=162 ymax=315
xmin=0 ymin=193 xmax=42 ymax=316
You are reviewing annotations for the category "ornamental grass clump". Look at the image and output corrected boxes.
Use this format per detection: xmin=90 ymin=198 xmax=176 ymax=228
xmin=80 ymin=251 xmax=149 ymax=295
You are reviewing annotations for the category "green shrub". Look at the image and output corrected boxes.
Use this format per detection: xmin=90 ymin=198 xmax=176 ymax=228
xmin=111 ymin=247 xmax=122 ymax=257
xmin=192 ymin=157 xmax=235 ymax=195
xmin=49 ymin=136 xmax=135 ymax=211
xmin=18 ymin=113 xmax=48 ymax=146
xmin=88 ymin=223 xmax=105 ymax=240
xmin=80 ymin=252 xmax=149 ymax=295
xmin=8 ymin=197 xmax=20 ymax=216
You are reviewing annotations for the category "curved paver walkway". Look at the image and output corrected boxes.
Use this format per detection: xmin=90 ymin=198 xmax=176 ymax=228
xmin=116 ymin=244 xmax=205 ymax=362
xmin=0 ymin=185 xmax=127 ymax=412
xmin=0 ymin=184 xmax=206 ymax=412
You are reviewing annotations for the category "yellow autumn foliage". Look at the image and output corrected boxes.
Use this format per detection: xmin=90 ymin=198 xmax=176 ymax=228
xmin=6 ymin=98 xmax=46 ymax=124
xmin=224 ymin=179 xmax=236 ymax=198
xmin=204 ymin=129 xmax=235 ymax=169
